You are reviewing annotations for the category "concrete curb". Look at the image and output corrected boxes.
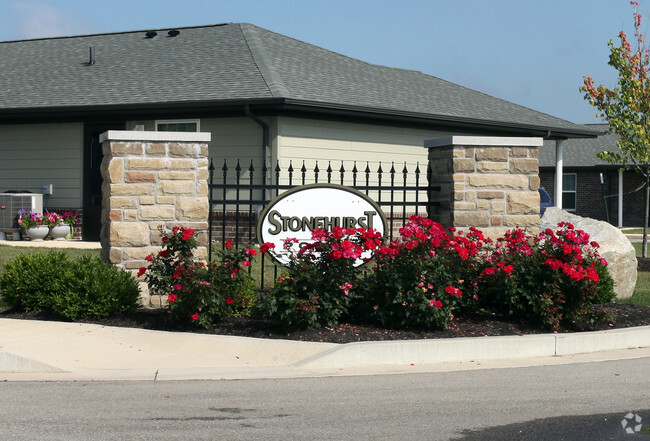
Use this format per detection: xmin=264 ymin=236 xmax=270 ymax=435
xmin=296 ymin=325 xmax=650 ymax=369
xmin=0 ymin=321 xmax=648 ymax=379
xmin=555 ymin=325 xmax=650 ymax=355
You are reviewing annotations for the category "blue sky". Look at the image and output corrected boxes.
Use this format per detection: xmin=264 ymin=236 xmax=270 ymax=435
xmin=1 ymin=0 xmax=646 ymax=124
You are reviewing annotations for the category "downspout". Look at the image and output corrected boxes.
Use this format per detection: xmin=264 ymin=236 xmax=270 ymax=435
xmin=554 ymin=139 xmax=564 ymax=209
xmin=618 ymin=170 xmax=624 ymax=227
xmin=244 ymin=105 xmax=271 ymax=199
xmin=544 ymin=131 xmax=564 ymax=209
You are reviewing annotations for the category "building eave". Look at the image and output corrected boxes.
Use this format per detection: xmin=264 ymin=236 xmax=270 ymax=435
xmin=0 ymin=98 xmax=600 ymax=140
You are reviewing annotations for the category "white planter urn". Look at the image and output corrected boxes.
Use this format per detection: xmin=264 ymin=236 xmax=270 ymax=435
xmin=49 ymin=224 xmax=70 ymax=241
xmin=24 ymin=225 xmax=49 ymax=241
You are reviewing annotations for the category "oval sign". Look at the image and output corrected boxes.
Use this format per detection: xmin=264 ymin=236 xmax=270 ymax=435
xmin=257 ymin=184 xmax=388 ymax=266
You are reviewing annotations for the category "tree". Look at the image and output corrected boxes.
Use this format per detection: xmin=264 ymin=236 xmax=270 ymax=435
xmin=581 ymin=1 xmax=650 ymax=257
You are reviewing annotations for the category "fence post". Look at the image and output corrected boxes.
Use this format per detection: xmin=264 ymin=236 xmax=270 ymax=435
xmin=99 ymin=130 xmax=211 ymax=306
xmin=425 ymin=136 xmax=542 ymax=237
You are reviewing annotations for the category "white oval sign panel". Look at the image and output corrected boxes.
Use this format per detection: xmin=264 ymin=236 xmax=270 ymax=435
xmin=257 ymin=184 xmax=387 ymax=266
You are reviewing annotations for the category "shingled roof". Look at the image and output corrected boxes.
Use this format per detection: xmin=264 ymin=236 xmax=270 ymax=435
xmin=0 ymin=23 xmax=596 ymax=138
xmin=539 ymin=124 xmax=620 ymax=168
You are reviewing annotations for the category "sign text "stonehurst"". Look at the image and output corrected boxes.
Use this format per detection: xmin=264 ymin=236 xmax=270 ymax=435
xmin=266 ymin=210 xmax=378 ymax=234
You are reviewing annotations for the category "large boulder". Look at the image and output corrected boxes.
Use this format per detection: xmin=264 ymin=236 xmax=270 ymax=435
xmin=540 ymin=207 xmax=637 ymax=299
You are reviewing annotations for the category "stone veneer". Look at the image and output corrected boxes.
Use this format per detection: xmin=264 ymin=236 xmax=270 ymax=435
xmin=425 ymin=136 xmax=542 ymax=237
xmin=99 ymin=130 xmax=211 ymax=306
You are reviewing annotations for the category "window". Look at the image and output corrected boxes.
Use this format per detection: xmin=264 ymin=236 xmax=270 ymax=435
xmin=562 ymin=174 xmax=576 ymax=211
xmin=155 ymin=119 xmax=200 ymax=132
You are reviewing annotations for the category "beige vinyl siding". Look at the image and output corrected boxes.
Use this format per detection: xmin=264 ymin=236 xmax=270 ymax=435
xmin=276 ymin=117 xmax=455 ymax=208
xmin=201 ymin=117 xmax=265 ymax=171
xmin=202 ymin=117 xmax=269 ymax=212
xmin=277 ymin=117 xmax=451 ymax=173
xmin=0 ymin=123 xmax=83 ymax=209
xmin=127 ymin=117 xmax=265 ymax=170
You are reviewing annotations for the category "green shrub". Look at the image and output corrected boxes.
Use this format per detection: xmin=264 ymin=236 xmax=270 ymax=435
xmin=0 ymin=251 xmax=140 ymax=320
xmin=0 ymin=251 xmax=72 ymax=312
xmin=357 ymin=217 xmax=480 ymax=330
xmin=52 ymin=255 xmax=141 ymax=320
xmin=476 ymin=224 xmax=615 ymax=329
xmin=258 ymin=227 xmax=383 ymax=330
xmin=260 ymin=216 xmax=616 ymax=332
xmin=138 ymin=226 xmax=258 ymax=328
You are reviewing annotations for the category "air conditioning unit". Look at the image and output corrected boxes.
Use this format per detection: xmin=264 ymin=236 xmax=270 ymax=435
xmin=0 ymin=193 xmax=44 ymax=229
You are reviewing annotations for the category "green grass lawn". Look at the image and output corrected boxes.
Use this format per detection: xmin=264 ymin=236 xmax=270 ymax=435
xmin=0 ymin=244 xmax=100 ymax=273
xmin=621 ymin=228 xmax=645 ymax=234
xmin=210 ymin=244 xmax=283 ymax=290
xmin=622 ymin=242 xmax=650 ymax=307
xmin=625 ymin=271 xmax=650 ymax=306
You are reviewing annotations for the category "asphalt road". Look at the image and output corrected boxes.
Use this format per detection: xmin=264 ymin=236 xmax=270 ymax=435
xmin=0 ymin=357 xmax=648 ymax=441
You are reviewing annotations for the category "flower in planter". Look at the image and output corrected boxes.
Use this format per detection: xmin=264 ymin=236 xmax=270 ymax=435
xmin=42 ymin=212 xmax=64 ymax=227
xmin=61 ymin=211 xmax=79 ymax=226
xmin=16 ymin=210 xmax=42 ymax=229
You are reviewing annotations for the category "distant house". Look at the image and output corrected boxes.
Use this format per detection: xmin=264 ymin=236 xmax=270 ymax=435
xmin=0 ymin=23 xmax=597 ymax=240
xmin=539 ymin=123 xmax=644 ymax=227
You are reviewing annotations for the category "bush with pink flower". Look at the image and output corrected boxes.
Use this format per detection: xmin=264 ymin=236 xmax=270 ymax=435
xmin=356 ymin=216 xmax=483 ymax=330
xmin=17 ymin=209 xmax=42 ymax=229
xmin=475 ymin=222 xmax=614 ymax=329
xmin=138 ymin=226 xmax=271 ymax=328
xmin=258 ymin=226 xmax=383 ymax=329
xmin=41 ymin=212 xmax=64 ymax=227
xmin=137 ymin=217 xmax=615 ymax=333
xmin=261 ymin=215 xmax=614 ymax=332
xmin=61 ymin=211 xmax=79 ymax=226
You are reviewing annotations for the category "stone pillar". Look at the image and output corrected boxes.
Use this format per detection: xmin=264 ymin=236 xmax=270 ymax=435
xmin=99 ymin=130 xmax=211 ymax=305
xmin=425 ymin=136 xmax=542 ymax=237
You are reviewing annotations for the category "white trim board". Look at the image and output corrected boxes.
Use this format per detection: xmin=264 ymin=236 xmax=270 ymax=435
xmin=425 ymin=136 xmax=544 ymax=148
xmin=99 ymin=130 xmax=211 ymax=143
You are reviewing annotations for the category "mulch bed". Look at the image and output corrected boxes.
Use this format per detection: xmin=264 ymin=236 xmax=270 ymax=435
xmin=638 ymin=257 xmax=650 ymax=272
xmin=2 ymin=302 xmax=649 ymax=344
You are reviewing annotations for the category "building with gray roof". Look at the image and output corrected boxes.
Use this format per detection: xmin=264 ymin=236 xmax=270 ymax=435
xmin=0 ymin=23 xmax=600 ymax=239
xmin=539 ymin=124 xmax=645 ymax=226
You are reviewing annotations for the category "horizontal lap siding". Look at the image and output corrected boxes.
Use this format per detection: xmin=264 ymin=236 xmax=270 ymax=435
xmin=128 ymin=117 xmax=265 ymax=170
xmin=202 ymin=117 xmax=263 ymax=170
xmin=276 ymin=117 xmax=451 ymax=208
xmin=277 ymin=117 xmax=449 ymax=174
xmin=0 ymin=123 xmax=83 ymax=209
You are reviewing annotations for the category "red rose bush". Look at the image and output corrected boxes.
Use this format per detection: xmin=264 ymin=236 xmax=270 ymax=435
xmin=138 ymin=217 xmax=615 ymax=332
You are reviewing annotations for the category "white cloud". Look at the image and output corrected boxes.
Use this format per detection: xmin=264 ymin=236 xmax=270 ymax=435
xmin=10 ymin=1 xmax=92 ymax=39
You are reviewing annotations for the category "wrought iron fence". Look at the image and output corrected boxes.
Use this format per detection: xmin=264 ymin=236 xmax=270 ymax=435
xmin=208 ymin=158 xmax=438 ymax=288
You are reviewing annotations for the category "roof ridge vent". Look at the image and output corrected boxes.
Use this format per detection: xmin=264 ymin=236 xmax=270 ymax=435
xmin=145 ymin=31 xmax=157 ymax=39
xmin=167 ymin=29 xmax=180 ymax=37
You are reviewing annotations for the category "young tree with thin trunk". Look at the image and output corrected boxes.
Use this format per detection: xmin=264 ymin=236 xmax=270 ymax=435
xmin=581 ymin=1 xmax=650 ymax=257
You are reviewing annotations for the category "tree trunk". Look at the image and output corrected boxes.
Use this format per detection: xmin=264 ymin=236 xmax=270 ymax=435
xmin=641 ymin=170 xmax=650 ymax=259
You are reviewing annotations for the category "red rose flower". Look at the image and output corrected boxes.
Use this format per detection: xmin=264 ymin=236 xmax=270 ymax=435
xmin=260 ymin=242 xmax=275 ymax=253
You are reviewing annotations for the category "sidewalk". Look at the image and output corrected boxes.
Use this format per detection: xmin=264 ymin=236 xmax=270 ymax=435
xmin=0 ymin=318 xmax=648 ymax=382
xmin=0 ymin=239 xmax=101 ymax=249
